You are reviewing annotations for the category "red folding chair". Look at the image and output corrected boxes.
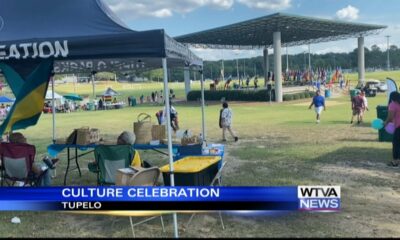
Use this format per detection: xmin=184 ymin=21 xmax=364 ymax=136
xmin=0 ymin=142 xmax=44 ymax=187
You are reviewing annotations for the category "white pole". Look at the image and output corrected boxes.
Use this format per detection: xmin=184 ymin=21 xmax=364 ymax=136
xmin=308 ymin=44 xmax=311 ymax=74
xmin=358 ymin=36 xmax=365 ymax=84
xmin=200 ymin=69 xmax=206 ymax=141
xmin=286 ymin=46 xmax=289 ymax=73
xmin=51 ymin=75 xmax=56 ymax=143
xmin=162 ymin=58 xmax=179 ymax=239
xmin=184 ymin=66 xmax=191 ymax=99
xmin=273 ymin=31 xmax=282 ymax=102
xmin=236 ymin=58 xmax=239 ymax=83
xmin=221 ymin=50 xmax=225 ymax=82
xmin=243 ymin=59 xmax=246 ymax=77
xmin=386 ymin=35 xmax=391 ymax=71
xmin=92 ymin=72 xmax=96 ymax=99
xmin=263 ymin=48 xmax=268 ymax=87
xmin=73 ymin=74 xmax=77 ymax=93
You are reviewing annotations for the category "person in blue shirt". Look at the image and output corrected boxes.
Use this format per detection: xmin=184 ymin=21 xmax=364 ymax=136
xmin=308 ymin=90 xmax=326 ymax=124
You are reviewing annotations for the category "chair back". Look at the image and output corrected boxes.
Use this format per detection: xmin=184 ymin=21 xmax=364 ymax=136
xmin=0 ymin=142 xmax=36 ymax=182
xmin=94 ymin=145 xmax=133 ymax=185
xmin=129 ymin=167 xmax=160 ymax=186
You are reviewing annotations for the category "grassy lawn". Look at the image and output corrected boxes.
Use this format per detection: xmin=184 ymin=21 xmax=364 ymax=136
xmin=0 ymin=70 xmax=400 ymax=237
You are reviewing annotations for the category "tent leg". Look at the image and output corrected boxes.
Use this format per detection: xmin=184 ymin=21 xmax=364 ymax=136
xmin=200 ymin=68 xmax=206 ymax=142
xmin=129 ymin=216 xmax=135 ymax=238
xmin=162 ymin=58 xmax=179 ymax=239
xmin=51 ymin=75 xmax=56 ymax=144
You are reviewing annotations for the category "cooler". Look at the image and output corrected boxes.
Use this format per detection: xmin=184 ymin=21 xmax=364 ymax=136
xmin=173 ymin=143 xmax=225 ymax=170
xmin=131 ymin=97 xmax=137 ymax=106
xmin=160 ymin=156 xmax=221 ymax=186
xmin=325 ymin=89 xmax=331 ymax=98
xmin=376 ymin=105 xmax=393 ymax=142
xmin=87 ymin=102 xmax=95 ymax=111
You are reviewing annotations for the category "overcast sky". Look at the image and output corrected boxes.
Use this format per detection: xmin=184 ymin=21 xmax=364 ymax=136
xmin=104 ymin=0 xmax=400 ymax=61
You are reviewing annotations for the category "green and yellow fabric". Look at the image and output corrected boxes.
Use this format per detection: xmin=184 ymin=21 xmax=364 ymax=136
xmin=0 ymin=59 xmax=54 ymax=135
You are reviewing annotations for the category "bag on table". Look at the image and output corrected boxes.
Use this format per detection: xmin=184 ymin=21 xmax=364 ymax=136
xmin=66 ymin=129 xmax=77 ymax=144
xmin=90 ymin=128 xmax=100 ymax=143
xmin=133 ymin=113 xmax=152 ymax=144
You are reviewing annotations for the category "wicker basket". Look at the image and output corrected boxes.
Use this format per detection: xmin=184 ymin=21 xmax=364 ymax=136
xmin=89 ymin=128 xmax=100 ymax=143
xmin=76 ymin=127 xmax=91 ymax=145
xmin=133 ymin=113 xmax=152 ymax=144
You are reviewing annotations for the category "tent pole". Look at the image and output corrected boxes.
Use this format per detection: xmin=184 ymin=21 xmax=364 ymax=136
xmin=200 ymin=68 xmax=206 ymax=141
xmin=91 ymin=72 xmax=95 ymax=99
xmin=51 ymin=75 xmax=56 ymax=143
xmin=162 ymin=58 xmax=179 ymax=239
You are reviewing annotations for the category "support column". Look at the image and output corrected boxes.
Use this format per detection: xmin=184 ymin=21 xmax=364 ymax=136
xmin=273 ymin=32 xmax=282 ymax=102
xmin=358 ymin=36 xmax=365 ymax=84
xmin=200 ymin=69 xmax=206 ymax=141
xmin=184 ymin=66 xmax=190 ymax=99
xmin=308 ymin=44 xmax=311 ymax=72
xmin=91 ymin=72 xmax=96 ymax=99
xmin=263 ymin=48 xmax=269 ymax=87
xmin=308 ymin=44 xmax=311 ymax=81
xmin=286 ymin=46 xmax=289 ymax=72
xmin=51 ymin=75 xmax=56 ymax=143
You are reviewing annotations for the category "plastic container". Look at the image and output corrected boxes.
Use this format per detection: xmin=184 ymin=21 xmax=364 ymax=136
xmin=131 ymin=98 xmax=137 ymax=106
xmin=160 ymin=156 xmax=221 ymax=186
xmin=87 ymin=102 xmax=94 ymax=111
xmin=376 ymin=105 xmax=393 ymax=142
xmin=324 ymin=89 xmax=331 ymax=98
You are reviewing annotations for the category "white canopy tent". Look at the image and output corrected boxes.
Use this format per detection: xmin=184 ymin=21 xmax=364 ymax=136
xmin=45 ymin=89 xmax=63 ymax=101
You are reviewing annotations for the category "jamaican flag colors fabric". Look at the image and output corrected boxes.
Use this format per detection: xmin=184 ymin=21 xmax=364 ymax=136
xmin=0 ymin=59 xmax=54 ymax=135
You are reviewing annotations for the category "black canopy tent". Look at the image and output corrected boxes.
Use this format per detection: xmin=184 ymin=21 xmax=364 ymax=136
xmin=0 ymin=0 xmax=203 ymax=236
xmin=0 ymin=0 xmax=201 ymax=75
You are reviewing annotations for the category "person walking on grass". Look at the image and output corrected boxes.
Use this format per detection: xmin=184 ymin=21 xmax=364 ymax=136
xmin=360 ymin=90 xmax=369 ymax=123
xmin=350 ymin=91 xmax=365 ymax=124
xmin=384 ymin=91 xmax=400 ymax=167
xmin=308 ymin=90 xmax=326 ymax=124
xmin=220 ymin=102 xmax=238 ymax=142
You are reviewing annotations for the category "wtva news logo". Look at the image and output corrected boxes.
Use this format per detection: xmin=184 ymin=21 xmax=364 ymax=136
xmin=298 ymin=186 xmax=341 ymax=212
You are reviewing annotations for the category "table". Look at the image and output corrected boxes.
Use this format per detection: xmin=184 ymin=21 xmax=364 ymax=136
xmin=47 ymin=143 xmax=225 ymax=185
xmin=47 ymin=143 xmax=180 ymax=185
xmin=104 ymin=102 xmax=125 ymax=110
xmin=47 ymin=143 xmax=97 ymax=185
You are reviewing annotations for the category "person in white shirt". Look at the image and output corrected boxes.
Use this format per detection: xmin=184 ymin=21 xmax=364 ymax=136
xmin=360 ymin=90 xmax=369 ymax=123
xmin=220 ymin=102 xmax=238 ymax=142
xmin=162 ymin=102 xmax=179 ymax=132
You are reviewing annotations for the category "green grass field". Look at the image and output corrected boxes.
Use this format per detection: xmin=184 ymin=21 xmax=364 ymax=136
xmin=1 ymin=70 xmax=400 ymax=238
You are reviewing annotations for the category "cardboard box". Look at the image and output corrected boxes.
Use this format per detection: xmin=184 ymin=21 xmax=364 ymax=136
xmin=115 ymin=167 xmax=138 ymax=186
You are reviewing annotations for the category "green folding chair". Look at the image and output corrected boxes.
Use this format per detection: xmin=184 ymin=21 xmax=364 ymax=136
xmin=93 ymin=145 xmax=134 ymax=185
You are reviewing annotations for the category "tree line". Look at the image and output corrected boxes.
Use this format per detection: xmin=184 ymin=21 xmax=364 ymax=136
xmin=199 ymin=44 xmax=400 ymax=80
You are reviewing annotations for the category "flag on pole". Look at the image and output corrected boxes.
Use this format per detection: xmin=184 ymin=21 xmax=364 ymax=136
xmin=0 ymin=59 xmax=54 ymax=135
xmin=386 ymin=78 xmax=398 ymax=104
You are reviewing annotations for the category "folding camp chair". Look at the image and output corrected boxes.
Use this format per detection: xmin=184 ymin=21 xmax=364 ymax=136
xmin=0 ymin=142 xmax=46 ymax=187
xmin=125 ymin=167 xmax=166 ymax=238
xmin=93 ymin=145 xmax=134 ymax=185
xmin=185 ymin=161 xmax=227 ymax=231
